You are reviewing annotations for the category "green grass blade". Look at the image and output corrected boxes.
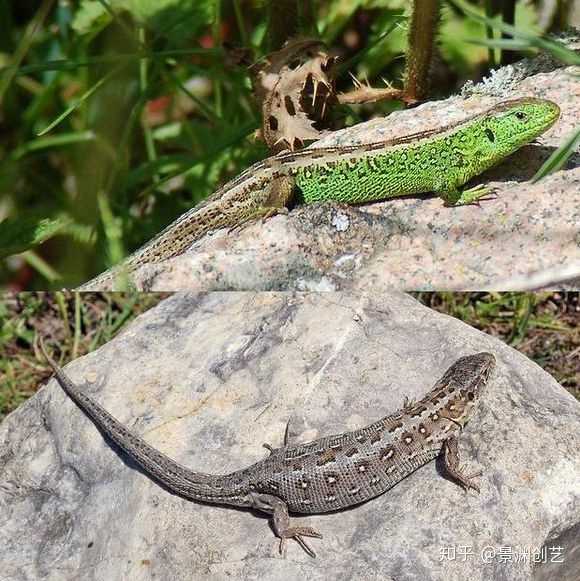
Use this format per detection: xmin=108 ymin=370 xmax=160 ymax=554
xmin=12 ymin=130 xmax=95 ymax=159
xmin=22 ymin=250 xmax=61 ymax=282
xmin=468 ymin=38 xmax=535 ymax=51
xmin=97 ymin=190 xmax=125 ymax=266
xmin=37 ymin=66 xmax=122 ymax=136
xmin=447 ymin=0 xmax=580 ymax=65
xmin=532 ymin=127 xmax=580 ymax=183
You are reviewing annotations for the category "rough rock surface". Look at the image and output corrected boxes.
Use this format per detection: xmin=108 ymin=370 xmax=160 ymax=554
xmin=111 ymin=51 xmax=580 ymax=292
xmin=1 ymin=292 xmax=579 ymax=581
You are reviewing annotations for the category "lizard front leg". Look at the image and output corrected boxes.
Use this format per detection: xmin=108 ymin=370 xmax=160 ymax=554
xmin=442 ymin=434 xmax=482 ymax=492
xmin=437 ymin=184 xmax=495 ymax=206
xmin=249 ymin=492 xmax=323 ymax=558
xmin=433 ymin=172 xmax=495 ymax=206
xmin=263 ymin=418 xmax=292 ymax=455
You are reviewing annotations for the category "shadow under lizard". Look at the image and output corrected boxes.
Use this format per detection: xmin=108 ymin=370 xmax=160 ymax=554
xmin=39 ymin=341 xmax=495 ymax=558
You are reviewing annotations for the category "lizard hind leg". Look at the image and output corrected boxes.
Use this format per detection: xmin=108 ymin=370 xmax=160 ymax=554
xmin=250 ymin=492 xmax=323 ymax=558
xmin=228 ymin=205 xmax=289 ymax=236
xmin=228 ymin=175 xmax=294 ymax=235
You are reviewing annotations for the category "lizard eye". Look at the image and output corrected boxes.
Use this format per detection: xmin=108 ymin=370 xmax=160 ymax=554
xmin=515 ymin=111 xmax=527 ymax=121
xmin=484 ymin=128 xmax=495 ymax=142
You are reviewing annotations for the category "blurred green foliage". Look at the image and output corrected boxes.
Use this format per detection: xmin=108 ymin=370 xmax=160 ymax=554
xmin=0 ymin=0 xmax=574 ymax=288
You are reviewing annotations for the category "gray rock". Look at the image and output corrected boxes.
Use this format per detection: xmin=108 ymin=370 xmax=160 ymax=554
xmin=93 ymin=46 xmax=580 ymax=292
xmin=1 ymin=292 xmax=578 ymax=580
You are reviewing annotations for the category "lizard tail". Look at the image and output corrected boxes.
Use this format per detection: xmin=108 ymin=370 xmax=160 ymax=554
xmin=38 ymin=337 xmax=244 ymax=504
xmin=76 ymin=204 xmax=222 ymax=291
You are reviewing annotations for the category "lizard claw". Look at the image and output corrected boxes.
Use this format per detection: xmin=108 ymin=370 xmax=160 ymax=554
xmin=260 ymin=206 xmax=289 ymax=224
xmin=456 ymin=465 xmax=482 ymax=493
xmin=227 ymin=206 xmax=288 ymax=236
xmin=279 ymin=527 xmax=323 ymax=558
xmin=263 ymin=443 xmax=276 ymax=456
xmin=402 ymin=395 xmax=416 ymax=413
xmin=476 ymin=190 xmax=499 ymax=204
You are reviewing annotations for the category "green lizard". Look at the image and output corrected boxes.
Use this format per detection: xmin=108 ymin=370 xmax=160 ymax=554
xmin=79 ymin=97 xmax=559 ymax=289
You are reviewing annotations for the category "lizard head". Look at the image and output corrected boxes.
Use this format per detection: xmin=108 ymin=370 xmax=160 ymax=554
xmin=478 ymin=98 xmax=560 ymax=159
xmin=457 ymin=351 xmax=496 ymax=395
xmin=437 ymin=352 xmax=496 ymax=427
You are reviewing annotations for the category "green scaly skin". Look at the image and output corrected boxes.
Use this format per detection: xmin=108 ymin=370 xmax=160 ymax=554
xmin=292 ymin=98 xmax=560 ymax=206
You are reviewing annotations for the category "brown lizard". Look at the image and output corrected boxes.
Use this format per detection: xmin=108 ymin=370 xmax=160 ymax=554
xmin=39 ymin=338 xmax=495 ymax=558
